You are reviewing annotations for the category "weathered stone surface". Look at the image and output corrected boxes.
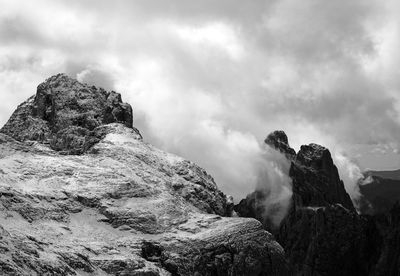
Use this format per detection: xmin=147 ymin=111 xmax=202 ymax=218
xmin=0 ymin=73 xmax=138 ymax=154
xmin=236 ymin=130 xmax=383 ymax=275
xmin=278 ymin=205 xmax=381 ymax=276
xmin=0 ymin=76 xmax=289 ymax=275
xmin=151 ymin=216 xmax=290 ymax=276
xmin=0 ymin=225 xmax=76 ymax=275
xmin=365 ymin=202 xmax=400 ymax=276
xmin=291 ymin=143 xmax=355 ymax=211
xmin=235 ymin=132 xmax=354 ymax=226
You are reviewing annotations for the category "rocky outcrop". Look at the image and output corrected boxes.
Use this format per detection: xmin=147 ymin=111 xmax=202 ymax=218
xmin=278 ymin=205 xmax=381 ymax=275
xmin=357 ymin=173 xmax=400 ymax=276
xmin=290 ymin=143 xmax=354 ymax=211
xmin=359 ymin=173 xmax=400 ymax=215
xmin=234 ymin=190 xmax=267 ymax=228
xmin=264 ymin=130 xmax=296 ymax=160
xmin=371 ymin=202 xmax=400 ymax=276
xmin=142 ymin=217 xmax=290 ymax=276
xmin=235 ymin=131 xmax=296 ymax=231
xmin=280 ymin=141 xmax=380 ymax=275
xmin=236 ymin=131 xmax=383 ymax=275
xmin=0 ymin=73 xmax=138 ymax=154
xmin=0 ymin=75 xmax=289 ymax=275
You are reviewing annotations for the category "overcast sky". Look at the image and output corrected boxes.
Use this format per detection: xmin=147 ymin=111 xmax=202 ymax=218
xmin=1 ymin=0 xmax=400 ymax=200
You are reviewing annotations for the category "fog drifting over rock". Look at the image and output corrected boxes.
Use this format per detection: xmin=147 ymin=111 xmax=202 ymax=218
xmin=1 ymin=0 xmax=400 ymax=203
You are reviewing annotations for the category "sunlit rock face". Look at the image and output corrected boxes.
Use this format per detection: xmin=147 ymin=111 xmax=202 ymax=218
xmin=0 ymin=74 xmax=290 ymax=275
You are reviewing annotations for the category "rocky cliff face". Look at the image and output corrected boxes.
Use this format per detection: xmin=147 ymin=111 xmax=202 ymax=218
xmin=290 ymin=143 xmax=355 ymax=211
xmin=1 ymin=74 xmax=136 ymax=154
xmin=236 ymin=131 xmax=385 ymax=275
xmin=264 ymin=131 xmax=296 ymax=160
xmin=371 ymin=202 xmax=400 ymax=276
xmin=0 ymin=75 xmax=290 ymax=276
xmin=279 ymin=139 xmax=379 ymax=275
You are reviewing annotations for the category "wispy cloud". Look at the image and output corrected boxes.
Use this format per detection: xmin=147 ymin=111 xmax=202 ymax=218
xmin=1 ymin=0 xmax=400 ymax=202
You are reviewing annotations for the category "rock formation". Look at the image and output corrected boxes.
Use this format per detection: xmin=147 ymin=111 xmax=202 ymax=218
xmin=264 ymin=130 xmax=296 ymax=160
xmin=290 ymin=143 xmax=354 ymax=211
xmin=236 ymin=131 xmax=383 ymax=275
xmin=359 ymin=172 xmax=400 ymax=215
xmin=0 ymin=74 xmax=290 ymax=275
xmin=371 ymin=202 xmax=400 ymax=275
xmin=1 ymin=73 xmax=137 ymax=154
xmin=4 ymin=74 xmax=400 ymax=275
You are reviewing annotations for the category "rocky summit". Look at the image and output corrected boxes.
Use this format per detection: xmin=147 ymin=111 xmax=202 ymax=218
xmin=0 ymin=74 xmax=290 ymax=276
xmin=236 ymin=130 xmax=400 ymax=276
xmin=264 ymin=130 xmax=296 ymax=160
xmin=2 ymin=74 xmax=400 ymax=276
xmin=1 ymin=74 xmax=136 ymax=155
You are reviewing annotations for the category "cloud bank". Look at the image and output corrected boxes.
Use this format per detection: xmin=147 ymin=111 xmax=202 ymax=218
xmin=1 ymin=0 xmax=400 ymax=203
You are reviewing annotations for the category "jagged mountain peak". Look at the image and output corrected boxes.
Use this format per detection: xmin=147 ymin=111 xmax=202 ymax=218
xmin=238 ymin=132 xmax=355 ymax=224
xmin=264 ymin=131 xmax=353 ymax=210
xmin=0 ymin=75 xmax=290 ymax=275
xmin=0 ymin=73 xmax=137 ymax=154
xmin=264 ymin=130 xmax=296 ymax=159
xmin=265 ymin=130 xmax=289 ymax=145
xmin=290 ymin=141 xmax=354 ymax=211
xmin=237 ymin=131 xmax=380 ymax=275
xmin=41 ymin=72 xmax=79 ymax=86
xmin=296 ymin=143 xmax=333 ymax=171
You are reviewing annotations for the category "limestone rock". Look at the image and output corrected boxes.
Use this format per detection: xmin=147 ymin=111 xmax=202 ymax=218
xmin=0 ymin=76 xmax=289 ymax=275
xmin=291 ymin=143 xmax=354 ymax=211
xmin=278 ymin=205 xmax=380 ymax=275
xmin=236 ymin=131 xmax=380 ymax=275
xmin=0 ymin=73 xmax=138 ymax=154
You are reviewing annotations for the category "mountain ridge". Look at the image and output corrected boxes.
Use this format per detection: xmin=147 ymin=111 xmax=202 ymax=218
xmin=0 ymin=74 xmax=290 ymax=275
xmin=236 ymin=130 xmax=400 ymax=276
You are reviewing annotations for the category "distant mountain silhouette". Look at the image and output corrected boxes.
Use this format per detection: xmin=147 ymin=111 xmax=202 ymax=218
xmin=360 ymin=170 xmax=400 ymax=215
xmin=365 ymin=169 xmax=400 ymax=180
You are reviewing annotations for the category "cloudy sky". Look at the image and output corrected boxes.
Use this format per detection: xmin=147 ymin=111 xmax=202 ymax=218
xmin=1 ymin=0 xmax=400 ymax=201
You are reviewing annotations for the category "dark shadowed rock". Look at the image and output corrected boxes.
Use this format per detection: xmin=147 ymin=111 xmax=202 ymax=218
xmin=283 ymin=142 xmax=382 ymax=275
xmin=0 ymin=73 xmax=138 ymax=154
xmin=234 ymin=130 xmax=296 ymax=231
xmin=291 ymin=143 xmax=355 ymax=211
xmin=234 ymin=190 xmax=266 ymax=226
xmin=371 ymin=202 xmax=400 ymax=276
xmin=359 ymin=173 xmax=400 ymax=215
xmin=236 ymin=132 xmax=354 ymax=225
xmin=236 ymin=131 xmax=386 ymax=275
xmin=278 ymin=205 xmax=381 ymax=276
xmin=264 ymin=130 xmax=296 ymax=160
